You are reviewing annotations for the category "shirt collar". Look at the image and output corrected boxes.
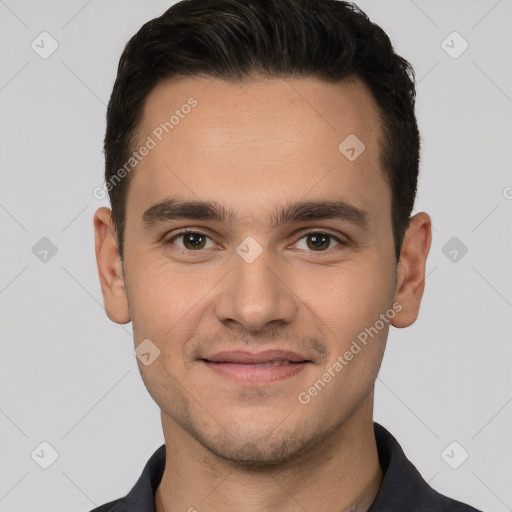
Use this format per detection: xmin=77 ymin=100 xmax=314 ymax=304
xmin=367 ymin=422 xmax=439 ymax=511
xmin=108 ymin=422 xmax=460 ymax=511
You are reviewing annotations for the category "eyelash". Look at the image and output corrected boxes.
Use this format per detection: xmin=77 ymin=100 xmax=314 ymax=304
xmin=164 ymin=228 xmax=347 ymax=255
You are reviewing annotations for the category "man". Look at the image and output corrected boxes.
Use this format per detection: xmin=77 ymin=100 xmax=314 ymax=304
xmin=92 ymin=0 xmax=481 ymax=510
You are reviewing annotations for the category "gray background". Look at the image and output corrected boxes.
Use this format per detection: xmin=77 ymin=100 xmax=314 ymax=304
xmin=0 ymin=0 xmax=511 ymax=511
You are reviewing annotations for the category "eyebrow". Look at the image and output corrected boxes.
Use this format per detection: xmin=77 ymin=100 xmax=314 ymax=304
xmin=141 ymin=196 xmax=369 ymax=230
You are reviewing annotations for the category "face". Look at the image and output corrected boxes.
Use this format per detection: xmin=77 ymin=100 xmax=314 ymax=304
xmin=94 ymin=75 xmax=431 ymax=464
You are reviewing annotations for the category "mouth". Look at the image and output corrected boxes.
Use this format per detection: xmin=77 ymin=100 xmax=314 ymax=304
xmin=200 ymin=349 xmax=312 ymax=385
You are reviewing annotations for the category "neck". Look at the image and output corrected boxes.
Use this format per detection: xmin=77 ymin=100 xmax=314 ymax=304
xmin=155 ymin=399 xmax=382 ymax=512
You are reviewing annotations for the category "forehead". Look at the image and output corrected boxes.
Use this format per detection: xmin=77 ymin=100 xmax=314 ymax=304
xmin=127 ymin=75 xmax=389 ymax=230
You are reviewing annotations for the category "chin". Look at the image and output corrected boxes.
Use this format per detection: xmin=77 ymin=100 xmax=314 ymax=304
xmin=187 ymin=419 xmax=328 ymax=467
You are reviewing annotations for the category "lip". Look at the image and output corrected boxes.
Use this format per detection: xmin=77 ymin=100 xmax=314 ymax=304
xmin=203 ymin=349 xmax=309 ymax=364
xmin=201 ymin=349 xmax=312 ymax=385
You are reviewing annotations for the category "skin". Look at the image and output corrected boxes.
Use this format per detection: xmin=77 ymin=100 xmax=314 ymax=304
xmin=94 ymin=75 xmax=431 ymax=512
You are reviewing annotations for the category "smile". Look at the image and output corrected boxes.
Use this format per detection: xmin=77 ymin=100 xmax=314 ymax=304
xmin=202 ymin=359 xmax=311 ymax=384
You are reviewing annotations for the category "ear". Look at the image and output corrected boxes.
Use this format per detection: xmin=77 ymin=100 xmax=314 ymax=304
xmin=93 ymin=207 xmax=131 ymax=324
xmin=391 ymin=212 xmax=432 ymax=328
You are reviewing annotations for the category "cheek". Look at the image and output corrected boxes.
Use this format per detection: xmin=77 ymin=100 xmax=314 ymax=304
xmin=298 ymin=257 xmax=394 ymax=340
xmin=306 ymin=263 xmax=392 ymax=401
xmin=126 ymin=259 xmax=207 ymax=344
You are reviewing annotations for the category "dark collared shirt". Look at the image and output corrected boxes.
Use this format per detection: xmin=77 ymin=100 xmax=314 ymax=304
xmin=90 ymin=422 xmax=482 ymax=511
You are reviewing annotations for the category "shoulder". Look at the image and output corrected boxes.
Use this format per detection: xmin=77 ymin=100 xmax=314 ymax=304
xmin=87 ymin=443 xmax=166 ymax=512
xmin=437 ymin=493 xmax=483 ymax=512
xmin=88 ymin=497 xmax=125 ymax=512
xmin=372 ymin=422 xmax=483 ymax=512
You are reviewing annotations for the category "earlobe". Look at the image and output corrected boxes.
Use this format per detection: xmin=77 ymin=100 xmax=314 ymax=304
xmin=93 ymin=207 xmax=131 ymax=324
xmin=391 ymin=212 xmax=432 ymax=328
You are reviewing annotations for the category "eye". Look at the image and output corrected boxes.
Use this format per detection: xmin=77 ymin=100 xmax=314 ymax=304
xmin=166 ymin=229 xmax=216 ymax=252
xmin=293 ymin=232 xmax=344 ymax=252
xmin=164 ymin=229 xmax=346 ymax=254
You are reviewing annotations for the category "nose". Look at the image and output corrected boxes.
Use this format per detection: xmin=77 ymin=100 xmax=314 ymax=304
xmin=213 ymin=243 xmax=298 ymax=332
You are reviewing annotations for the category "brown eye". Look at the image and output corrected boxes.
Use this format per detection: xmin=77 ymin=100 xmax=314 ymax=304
xmin=295 ymin=232 xmax=343 ymax=252
xmin=182 ymin=232 xmax=207 ymax=250
xmin=167 ymin=230 xmax=214 ymax=251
